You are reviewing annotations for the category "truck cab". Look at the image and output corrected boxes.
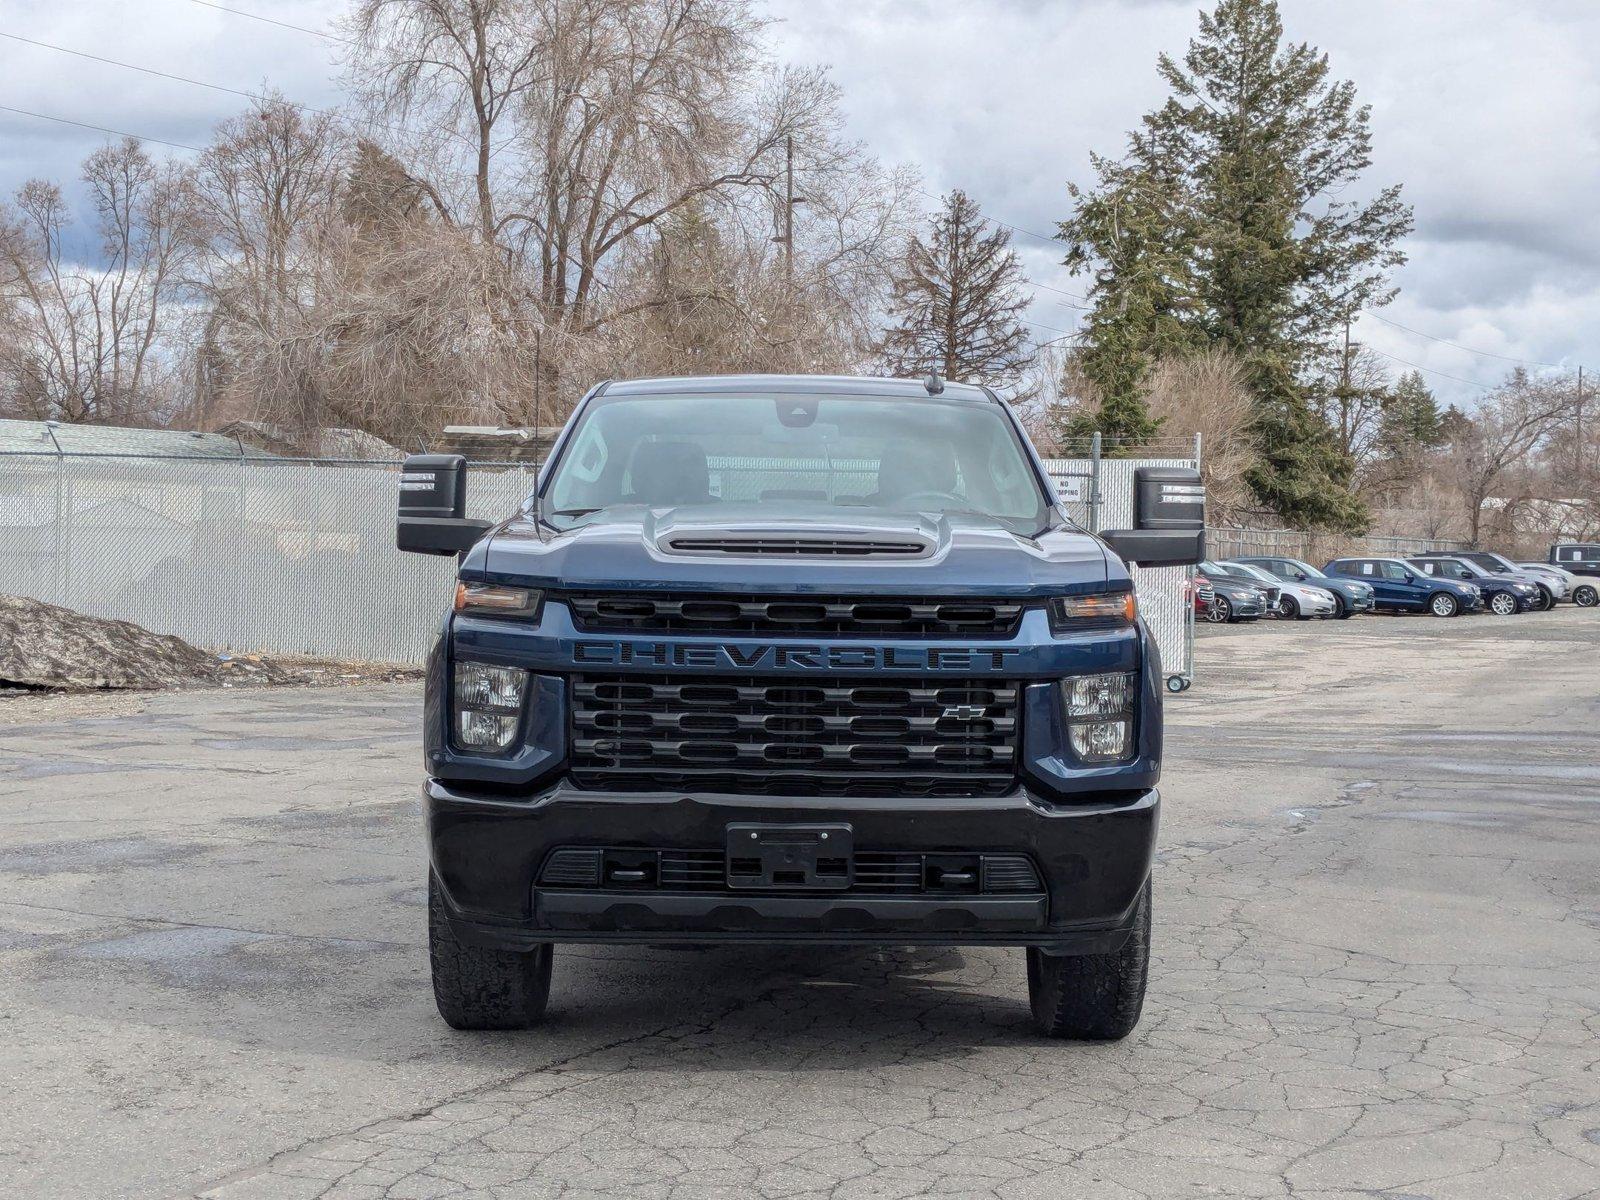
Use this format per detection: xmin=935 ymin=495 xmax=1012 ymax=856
xmin=398 ymin=374 xmax=1203 ymax=1039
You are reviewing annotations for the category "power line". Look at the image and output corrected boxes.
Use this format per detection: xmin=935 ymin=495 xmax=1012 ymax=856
xmin=1365 ymin=346 xmax=1497 ymax=393
xmin=1 ymin=30 xmax=313 ymax=109
xmin=185 ymin=0 xmax=351 ymax=43
xmin=3 ymin=29 xmax=428 ymax=148
xmin=1362 ymin=310 xmax=1575 ymax=370
xmin=0 ymin=104 xmax=203 ymax=152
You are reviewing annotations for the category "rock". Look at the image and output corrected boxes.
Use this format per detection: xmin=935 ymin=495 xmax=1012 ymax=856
xmin=0 ymin=594 xmax=289 ymax=691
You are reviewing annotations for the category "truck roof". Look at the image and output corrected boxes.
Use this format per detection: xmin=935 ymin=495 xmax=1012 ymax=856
xmin=598 ymin=373 xmax=997 ymax=402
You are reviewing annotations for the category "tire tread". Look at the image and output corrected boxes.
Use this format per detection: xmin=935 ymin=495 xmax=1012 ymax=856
xmin=1028 ymin=877 xmax=1151 ymax=1040
xmin=429 ymin=875 xmax=553 ymax=1030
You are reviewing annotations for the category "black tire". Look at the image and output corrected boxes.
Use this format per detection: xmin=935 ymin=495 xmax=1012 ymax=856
xmin=1028 ymin=877 xmax=1151 ymax=1040
xmin=1488 ymin=591 xmax=1518 ymax=617
xmin=1279 ymin=595 xmax=1300 ymax=620
xmin=1535 ymin=585 xmax=1555 ymax=611
xmin=1332 ymin=595 xmax=1352 ymax=619
xmin=429 ymin=874 xmax=553 ymax=1030
xmin=1575 ymin=585 xmax=1598 ymax=608
xmin=1428 ymin=592 xmax=1459 ymax=618
xmin=1207 ymin=596 xmax=1231 ymax=624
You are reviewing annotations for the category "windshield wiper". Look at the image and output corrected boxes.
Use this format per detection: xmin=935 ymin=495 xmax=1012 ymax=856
xmin=547 ymin=506 xmax=604 ymax=518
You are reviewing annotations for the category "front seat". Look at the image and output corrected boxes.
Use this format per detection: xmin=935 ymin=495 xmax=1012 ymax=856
xmin=869 ymin=440 xmax=959 ymax=506
xmin=625 ymin=441 xmax=714 ymax=506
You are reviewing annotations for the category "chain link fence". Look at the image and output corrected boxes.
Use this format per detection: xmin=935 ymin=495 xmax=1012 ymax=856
xmin=3 ymin=445 xmax=1207 ymax=671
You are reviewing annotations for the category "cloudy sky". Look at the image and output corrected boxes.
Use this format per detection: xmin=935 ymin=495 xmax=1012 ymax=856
xmin=3 ymin=0 xmax=1596 ymax=405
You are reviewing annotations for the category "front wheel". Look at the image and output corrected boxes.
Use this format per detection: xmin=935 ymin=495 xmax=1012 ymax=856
xmin=1278 ymin=595 xmax=1300 ymax=620
xmin=1027 ymin=877 xmax=1151 ymax=1040
xmin=1575 ymin=585 xmax=1598 ymax=608
xmin=1489 ymin=592 xmax=1518 ymax=616
xmin=429 ymin=875 xmax=554 ymax=1030
xmin=1429 ymin=592 xmax=1459 ymax=618
xmin=1207 ymin=596 xmax=1231 ymax=624
xmin=1535 ymin=585 xmax=1555 ymax=611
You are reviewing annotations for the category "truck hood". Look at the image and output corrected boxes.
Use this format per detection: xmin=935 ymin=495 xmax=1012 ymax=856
xmin=467 ymin=503 xmax=1120 ymax=596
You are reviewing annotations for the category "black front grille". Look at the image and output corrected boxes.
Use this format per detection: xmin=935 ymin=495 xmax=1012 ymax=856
xmin=538 ymin=847 xmax=1042 ymax=894
xmin=565 ymin=593 xmax=1024 ymax=637
xmin=570 ymin=675 xmax=1020 ymax=797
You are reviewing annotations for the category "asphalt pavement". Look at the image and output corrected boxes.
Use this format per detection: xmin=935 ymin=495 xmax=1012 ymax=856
xmin=2 ymin=606 xmax=1598 ymax=1199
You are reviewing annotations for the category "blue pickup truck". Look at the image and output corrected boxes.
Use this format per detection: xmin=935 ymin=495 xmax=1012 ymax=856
xmin=396 ymin=374 xmax=1204 ymax=1040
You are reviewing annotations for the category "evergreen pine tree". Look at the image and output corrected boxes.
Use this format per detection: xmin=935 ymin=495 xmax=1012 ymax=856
xmin=881 ymin=190 xmax=1033 ymax=392
xmin=1057 ymin=0 xmax=1413 ymax=531
xmin=1379 ymin=370 xmax=1446 ymax=454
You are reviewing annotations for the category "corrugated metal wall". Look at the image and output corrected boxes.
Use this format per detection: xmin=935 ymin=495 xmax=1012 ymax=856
xmin=2 ymin=452 xmax=1195 ymax=669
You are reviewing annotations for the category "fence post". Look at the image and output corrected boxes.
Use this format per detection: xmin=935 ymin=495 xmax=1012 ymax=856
xmin=1088 ymin=431 xmax=1103 ymax=533
xmin=43 ymin=421 xmax=66 ymax=605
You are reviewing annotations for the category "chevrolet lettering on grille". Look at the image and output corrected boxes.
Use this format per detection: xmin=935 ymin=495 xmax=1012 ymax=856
xmin=571 ymin=641 xmax=1023 ymax=672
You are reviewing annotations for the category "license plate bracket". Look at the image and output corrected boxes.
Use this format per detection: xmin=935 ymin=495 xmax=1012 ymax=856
xmin=726 ymin=823 xmax=853 ymax=890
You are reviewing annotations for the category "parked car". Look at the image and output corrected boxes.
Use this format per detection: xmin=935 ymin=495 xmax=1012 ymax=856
xmin=1202 ymin=574 xmax=1268 ymax=624
xmin=1188 ymin=571 xmax=1216 ymax=615
xmin=1323 ymin=557 xmax=1484 ymax=617
xmin=1520 ymin=561 xmax=1597 ymax=607
xmin=1232 ymin=555 xmax=1376 ymax=619
xmin=1200 ymin=560 xmax=1279 ymax=614
xmin=1215 ymin=560 xmax=1338 ymax=619
xmin=1408 ymin=555 xmax=1539 ymax=616
xmin=1548 ymin=544 xmax=1600 ymax=597
xmin=1450 ymin=551 xmax=1559 ymax=610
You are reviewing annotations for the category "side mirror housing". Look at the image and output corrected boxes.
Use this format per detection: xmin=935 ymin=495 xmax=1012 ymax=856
xmin=397 ymin=454 xmax=493 ymax=556
xmin=1101 ymin=466 xmax=1205 ymax=567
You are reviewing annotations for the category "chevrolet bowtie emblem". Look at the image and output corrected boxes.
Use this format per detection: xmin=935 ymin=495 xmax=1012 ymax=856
xmin=942 ymin=704 xmax=988 ymax=721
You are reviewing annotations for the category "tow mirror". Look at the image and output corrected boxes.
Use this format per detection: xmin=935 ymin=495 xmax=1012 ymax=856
xmin=1100 ymin=466 xmax=1205 ymax=568
xmin=397 ymin=454 xmax=492 ymax=556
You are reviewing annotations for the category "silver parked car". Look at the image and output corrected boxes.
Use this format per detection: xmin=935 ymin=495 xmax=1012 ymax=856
xmin=1217 ymin=560 xmax=1339 ymax=619
xmin=1518 ymin=562 xmax=1596 ymax=607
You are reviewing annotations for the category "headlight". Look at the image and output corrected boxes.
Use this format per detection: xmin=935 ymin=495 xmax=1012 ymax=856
xmin=455 ymin=582 xmax=541 ymax=617
xmin=1049 ymin=592 xmax=1136 ymax=630
xmin=1061 ymin=671 xmax=1136 ymax=763
xmin=453 ymin=661 xmax=528 ymax=753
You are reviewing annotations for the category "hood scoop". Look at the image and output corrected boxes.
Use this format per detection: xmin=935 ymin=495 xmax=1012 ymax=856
xmin=661 ymin=532 xmax=933 ymax=560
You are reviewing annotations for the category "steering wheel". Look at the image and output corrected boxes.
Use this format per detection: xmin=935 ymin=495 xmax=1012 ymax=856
xmin=891 ymin=490 xmax=965 ymax=509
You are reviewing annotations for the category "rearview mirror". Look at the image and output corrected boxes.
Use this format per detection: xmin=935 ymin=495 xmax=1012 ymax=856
xmin=1100 ymin=466 xmax=1205 ymax=567
xmin=397 ymin=454 xmax=493 ymax=556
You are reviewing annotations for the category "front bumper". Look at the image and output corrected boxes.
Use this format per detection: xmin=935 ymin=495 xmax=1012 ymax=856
xmin=428 ymin=781 xmax=1158 ymax=955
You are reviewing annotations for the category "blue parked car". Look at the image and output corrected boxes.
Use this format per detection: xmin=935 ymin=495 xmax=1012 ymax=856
xmin=1406 ymin=555 xmax=1540 ymax=616
xmin=1233 ymin=555 xmax=1376 ymax=619
xmin=1323 ymin=557 xmax=1484 ymax=617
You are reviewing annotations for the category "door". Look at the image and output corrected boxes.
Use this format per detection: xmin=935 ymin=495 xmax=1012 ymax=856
xmin=1379 ymin=560 xmax=1424 ymax=608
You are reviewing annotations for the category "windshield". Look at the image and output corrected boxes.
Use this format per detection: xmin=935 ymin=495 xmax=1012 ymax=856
xmin=1225 ymin=562 xmax=1276 ymax=584
xmin=1464 ymin=552 xmax=1515 ymax=573
xmin=541 ymin=392 xmax=1050 ymax=530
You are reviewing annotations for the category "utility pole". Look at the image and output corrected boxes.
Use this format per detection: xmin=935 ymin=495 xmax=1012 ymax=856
xmin=783 ymin=135 xmax=795 ymax=287
xmin=772 ymin=135 xmax=805 ymax=289
xmin=1337 ymin=317 xmax=1354 ymax=451
xmin=1575 ymin=364 xmax=1586 ymax=478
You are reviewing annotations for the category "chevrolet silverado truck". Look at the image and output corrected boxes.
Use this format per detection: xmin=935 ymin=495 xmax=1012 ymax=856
xmin=397 ymin=374 xmax=1204 ymax=1040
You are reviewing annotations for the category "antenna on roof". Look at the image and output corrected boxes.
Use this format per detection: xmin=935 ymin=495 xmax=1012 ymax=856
xmin=923 ymin=372 xmax=944 ymax=396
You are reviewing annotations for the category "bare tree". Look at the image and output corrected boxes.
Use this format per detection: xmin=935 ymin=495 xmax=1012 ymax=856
xmin=0 ymin=140 xmax=194 ymax=424
xmin=345 ymin=0 xmax=901 ymax=413
xmin=188 ymin=98 xmax=350 ymax=433
xmin=1449 ymin=369 xmax=1574 ymax=547
xmin=1142 ymin=347 xmax=1256 ymax=525
xmin=879 ymin=189 xmax=1033 ymax=390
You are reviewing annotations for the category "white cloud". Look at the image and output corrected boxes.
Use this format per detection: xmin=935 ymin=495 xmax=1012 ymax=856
xmin=3 ymin=0 xmax=1595 ymax=403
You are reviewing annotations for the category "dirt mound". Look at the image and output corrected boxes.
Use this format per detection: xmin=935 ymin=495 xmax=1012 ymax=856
xmin=0 ymin=594 xmax=291 ymax=691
